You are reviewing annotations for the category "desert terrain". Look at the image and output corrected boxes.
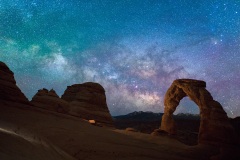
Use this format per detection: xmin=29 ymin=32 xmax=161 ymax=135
xmin=0 ymin=105 xmax=222 ymax=160
xmin=0 ymin=61 xmax=239 ymax=160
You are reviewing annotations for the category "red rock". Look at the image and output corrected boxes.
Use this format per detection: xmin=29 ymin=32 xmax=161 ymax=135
xmin=62 ymin=82 xmax=113 ymax=127
xmin=1 ymin=61 xmax=113 ymax=127
xmin=160 ymin=79 xmax=238 ymax=146
xmin=31 ymin=88 xmax=70 ymax=113
xmin=0 ymin=62 xmax=30 ymax=107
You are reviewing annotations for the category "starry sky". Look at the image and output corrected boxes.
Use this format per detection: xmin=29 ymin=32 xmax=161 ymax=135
xmin=0 ymin=0 xmax=240 ymax=117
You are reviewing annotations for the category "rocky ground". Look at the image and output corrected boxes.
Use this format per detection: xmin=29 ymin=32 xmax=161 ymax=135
xmin=0 ymin=105 xmax=226 ymax=160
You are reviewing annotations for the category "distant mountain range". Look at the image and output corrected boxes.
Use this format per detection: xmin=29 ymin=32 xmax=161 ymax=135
xmin=113 ymin=111 xmax=239 ymax=129
xmin=113 ymin=111 xmax=239 ymax=146
xmin=113 ymin=111 xmax=164 ymax=121
xmin=113 ymin=111 xmax=200 ymax=121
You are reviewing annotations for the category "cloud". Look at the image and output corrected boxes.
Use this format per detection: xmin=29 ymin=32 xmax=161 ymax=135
xmin=42 ymin=53 xmax=76 ymax=78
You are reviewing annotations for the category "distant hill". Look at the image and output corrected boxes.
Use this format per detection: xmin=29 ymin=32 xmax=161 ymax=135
xmin=113 ymin=111 xmax=240 ymax=146
xmin=173 ymin=113 xmax=200 ymax=120
xmin=114 ymin=111 xmax=164 ymax=121
xmin=113 ymin=111 xmax=201 ymax=133
xmin=113 ymin=111 xmax=163 ymax=135
xmin=114 ymin=111 xmax=200 ymax=122
xmin=113 ymin=111 xmax=201 ymax=145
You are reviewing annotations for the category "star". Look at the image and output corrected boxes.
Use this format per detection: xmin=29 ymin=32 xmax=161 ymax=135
xmin=0 ymin=0 xmax=240 ymax=117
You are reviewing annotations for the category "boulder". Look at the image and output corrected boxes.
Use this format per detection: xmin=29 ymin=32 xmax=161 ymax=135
xmin=160 ymin=79 xmax=238 ymax=146
xmin=31 ymin=88 xmax=70 ymax=113
xmin=62 ymin=82 xmax=113 ymax=127
xmin=0 ymin=61 xmax=30 ymax=107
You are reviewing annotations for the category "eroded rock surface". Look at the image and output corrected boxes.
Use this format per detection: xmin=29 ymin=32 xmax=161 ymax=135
xmin=160 ymin=79 xmax=237 ymax=146
xmin=62 ymin=82 xmax=113 ymax=127
xmin=0 ymin=62 xmax=30 ymax=107
xmin=0 ymin=61 xmax=113 ymax=127
xmin=31 ymin=88 xmax=70 ymax=113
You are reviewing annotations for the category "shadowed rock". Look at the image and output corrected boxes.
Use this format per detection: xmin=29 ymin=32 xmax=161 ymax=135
xmin=62 ymin=82 xmax=113 ymax=127
xmin=160 ymin=79 xmax=237 ymax=146
xmin=31 ymin=84 xmax=114 ymax=127
xmin=31 ymin=88 xmax=70 ymax=113
xmin=0 ymin=62 xmax=30 ymax=107
xmin=0 ymin=61 xmax=113 ymax=127
xmin=31 ymin=82 xmax=114 ymax=127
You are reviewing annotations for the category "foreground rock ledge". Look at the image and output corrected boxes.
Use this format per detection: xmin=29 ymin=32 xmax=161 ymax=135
xmin=160 ymin=79 xmax=238 ymax=146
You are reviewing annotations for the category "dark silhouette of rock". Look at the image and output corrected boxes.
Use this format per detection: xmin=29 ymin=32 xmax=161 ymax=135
xmin=0 ymin=62 xmax=30 ymax=107
xmin=115 ymin=111 xmax=201 ymax=145
xmin=115 ymin=111 xmax=163 ymax=121
xmin=230 ymin=117 xmax=240 ymax=145
xmin=0 ymin=61 xmax=113 ymax=127
xmin=160 ymin=79 xmax=238 ymax=146
xmin=114 ymin=111 xmax=163 ymax=134
xmin=31 ymin=88 xmax=70 ymax=113
xmin=62 ymin=82 xmax=113 ymax=127
xmin=31 ymin=83 xmax=114 ymax=127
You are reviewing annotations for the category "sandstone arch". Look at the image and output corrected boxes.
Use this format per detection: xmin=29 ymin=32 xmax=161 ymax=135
xmin=160 ymin=79 xmax=237 ymax=146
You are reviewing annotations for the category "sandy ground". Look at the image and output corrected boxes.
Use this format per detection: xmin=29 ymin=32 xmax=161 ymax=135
xmin=0 ymin=105 xmax=221 ymax=160
xmin=0 ymin=128 xmax=76 ymax=160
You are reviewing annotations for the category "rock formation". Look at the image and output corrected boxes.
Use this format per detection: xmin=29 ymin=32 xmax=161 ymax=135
xmin=31 ymin=88 xmax=70 ymax=113
xmin=0 ymin=61 xmax=113 ymax=127
xmin=160 ymin=79 xmax=237 ymax=146
xmin=62 ymin=82 xmax=113 ymax=127
xmin=0 ymin=62 xmax=30 ymax=107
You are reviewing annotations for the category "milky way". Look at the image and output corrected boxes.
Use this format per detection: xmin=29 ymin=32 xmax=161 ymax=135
xmin=0 ymin=0 xmax=240 ymax=117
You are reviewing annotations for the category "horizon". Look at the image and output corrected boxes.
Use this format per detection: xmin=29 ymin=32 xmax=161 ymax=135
xmin=0 ymin=0 xmax=240 ymax=117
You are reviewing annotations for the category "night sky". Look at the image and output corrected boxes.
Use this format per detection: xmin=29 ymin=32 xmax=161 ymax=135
xmin=0 ymin=0 xmax=240 ymax=117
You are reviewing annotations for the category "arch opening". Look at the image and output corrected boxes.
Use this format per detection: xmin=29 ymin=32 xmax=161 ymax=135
xmin=174 ymin=97 xmax=200 ymax=145
xmin=174 ymin=97 xmax=200 ymax=115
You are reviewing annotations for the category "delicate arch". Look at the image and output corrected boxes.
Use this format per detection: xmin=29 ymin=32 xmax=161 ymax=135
xmin=160 ymin=79 xmax=237 ymax=145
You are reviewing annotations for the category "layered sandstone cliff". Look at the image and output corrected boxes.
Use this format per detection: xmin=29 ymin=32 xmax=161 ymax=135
xmin=31 ymin=82 xmax=113 ymax=127
xmin=61 ymin=83 xmax=113 ymax=127
xmin=0 ymin=62 xmax=30 ymax=107
xmin=0 ymin=61 xmax=113 ymax=127
xmin=31 ymin=88 xmax=70 ymax=113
